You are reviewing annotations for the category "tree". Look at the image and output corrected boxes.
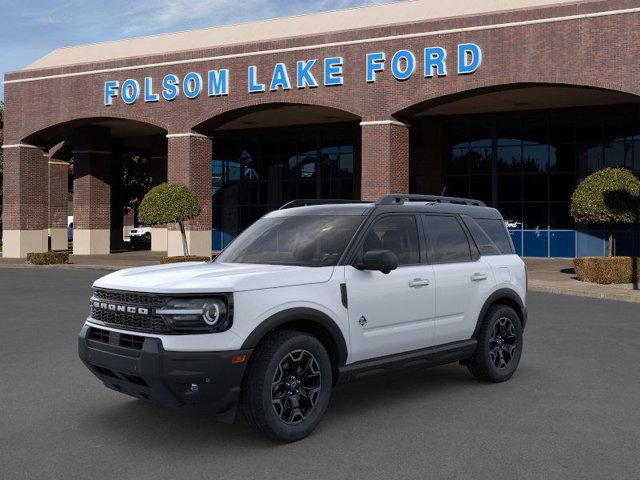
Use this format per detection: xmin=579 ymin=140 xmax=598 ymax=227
xmin=138 ymin=183 xmax=202 ymax=256
xmin=570 ymin=167 xmax=640 ymax=256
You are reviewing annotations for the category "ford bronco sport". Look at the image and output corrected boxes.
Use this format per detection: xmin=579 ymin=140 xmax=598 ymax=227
xmin=79 ymin=194 xmax=527 ymax=442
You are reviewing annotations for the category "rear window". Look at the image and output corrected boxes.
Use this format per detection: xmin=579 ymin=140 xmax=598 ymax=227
xmin=465 ymin=217 xmax=514 ymax=255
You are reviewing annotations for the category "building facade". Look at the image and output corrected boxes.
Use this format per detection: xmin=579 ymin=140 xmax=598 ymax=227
xmin=3 ymin=0 xmax=640 ymax=258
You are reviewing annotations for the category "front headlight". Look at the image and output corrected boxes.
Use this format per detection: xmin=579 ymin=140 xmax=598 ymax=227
xmin=157 ymin=297 xmax=231 ymax=332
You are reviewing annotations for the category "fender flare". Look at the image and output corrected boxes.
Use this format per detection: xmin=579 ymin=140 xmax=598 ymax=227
xmin=472 ymin=288 xmax=527 ymax=338
xmin=241 ymin=307 xmax=349 ymax=366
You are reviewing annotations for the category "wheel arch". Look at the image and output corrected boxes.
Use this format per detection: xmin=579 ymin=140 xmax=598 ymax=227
xmin=241 ymin=307 xmax=349 ymax=380
xmin=472 ymin=288 xmax=527 ymax=339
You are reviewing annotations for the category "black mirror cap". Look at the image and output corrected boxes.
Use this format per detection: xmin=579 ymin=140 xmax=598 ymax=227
xmin=361 ymin=249 xmax=399 ymax=274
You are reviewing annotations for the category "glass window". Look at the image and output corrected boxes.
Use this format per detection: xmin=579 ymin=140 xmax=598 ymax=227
xmin=361 ymin=216 xmax=420 ymax=266
xmin=462 ymin=217 xmax=501 ymax=256
xmin=475 ymin=218 xmax=514 ymax=254
xmin=497 ymin=145 xmax=522 ymax=173
xmin=217 ymin=215 xmax=363 ymax=266
xmin=523 ymin=204 xmax=548 ymax=229
xmin=423 ymin=215 xmax=472 ymax=264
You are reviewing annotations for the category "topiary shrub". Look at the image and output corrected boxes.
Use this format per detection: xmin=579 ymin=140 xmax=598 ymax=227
xmin=574 ymin=256 xmax=640 ymax=284
xmin=159 ymin=255 xmax=210 ymax=264
xmin=27 ymin=251 xmax=70 ymax=265
xmin=570 ymin=168 xmax=640 ymax=256
xmin=139 ymin=183 xmax=202 ymax=256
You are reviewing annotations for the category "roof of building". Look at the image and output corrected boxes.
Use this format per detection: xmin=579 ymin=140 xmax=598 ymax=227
xmin=25 ymin=0 xmax=588 ymax=70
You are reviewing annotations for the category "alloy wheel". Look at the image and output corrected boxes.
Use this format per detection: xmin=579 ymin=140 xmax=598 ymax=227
xmin=489 ymin=317 xmax=517 ymax=369
xmin=271 ymin=349 xmax=322 ymax=425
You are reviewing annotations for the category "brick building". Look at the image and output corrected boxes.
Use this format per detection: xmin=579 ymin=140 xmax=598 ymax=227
xmin=3 ymin=0 xmax=640 ymax=258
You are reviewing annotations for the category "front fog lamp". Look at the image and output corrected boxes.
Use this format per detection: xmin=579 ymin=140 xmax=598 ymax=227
xmin=158 ymin=297 xmax=228 ymax=331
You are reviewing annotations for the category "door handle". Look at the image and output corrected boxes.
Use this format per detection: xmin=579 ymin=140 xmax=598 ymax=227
xmin=470 ymin=273 xmax=488 ymax=282
xmin=408 ymin=278 xmax=430 ymax=288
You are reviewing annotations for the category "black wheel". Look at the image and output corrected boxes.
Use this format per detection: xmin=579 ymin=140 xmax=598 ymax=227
xmin=143 ymin=232 xmax=151 ymax=241
xmin=468 ymin=304 xmax=523 ymax=382
xmin=240 ymin=330 xmax=332 ymax=442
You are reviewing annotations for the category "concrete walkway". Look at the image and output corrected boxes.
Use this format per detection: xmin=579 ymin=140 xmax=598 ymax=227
xmin=1 ymin=251 xmax=639 ymax=303
xmin=525 ymin=258 xmax=640 ymax=303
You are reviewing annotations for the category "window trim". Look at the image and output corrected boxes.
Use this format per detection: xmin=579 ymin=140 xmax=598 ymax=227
xmin=421 ymin=213 xmax=480 ymax=265
xmin=346 ymin=213 xmax=422 ymax=268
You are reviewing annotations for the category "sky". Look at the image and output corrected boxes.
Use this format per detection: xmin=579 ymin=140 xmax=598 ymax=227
xmin=0 ymin=0 xmax=400 ymax=100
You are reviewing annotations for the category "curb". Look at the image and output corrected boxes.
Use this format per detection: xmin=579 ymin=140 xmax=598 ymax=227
xmin=0 ymin=263 xmax=124 ymax=271
xmin=529 ymin=281 xmax=640 ymax=304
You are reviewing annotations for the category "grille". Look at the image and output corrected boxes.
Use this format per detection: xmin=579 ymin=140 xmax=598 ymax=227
xmin=120 ymin=333 xmax=145 ymax=350
xmin=88 ymin=327 xmax=110 ymax=343
xmin=90 ymin=288 xmax=169 ymax=333
xmin=90 ymin=307 xmax=168 ymax=332
xmin=92 ymin=289 xmax=166 ymax=308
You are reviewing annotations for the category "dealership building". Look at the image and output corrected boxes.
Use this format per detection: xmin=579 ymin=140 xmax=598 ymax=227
xmin=3 ymin=0 xmax=640 ymax=258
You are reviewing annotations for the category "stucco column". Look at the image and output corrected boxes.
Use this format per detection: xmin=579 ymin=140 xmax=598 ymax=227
xmin=150 ymin=134 xmax=168 ymax=252
xmin=1 ymin=144 xmax=49 ymax=258
xmin=359 ymin=120 xmax=410 ymax=201
xmin=48 ymin=159 xmax=69 ymax=251
xmin=166 ymin=133 xmax=212 ymax=257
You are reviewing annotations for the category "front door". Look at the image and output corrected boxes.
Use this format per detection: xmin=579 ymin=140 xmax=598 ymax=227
xmin=345 ymin=215 xmax=436 ymax=363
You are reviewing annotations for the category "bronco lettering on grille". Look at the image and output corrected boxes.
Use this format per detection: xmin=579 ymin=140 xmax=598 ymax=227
xmin=92 ymin=300 xmax=149 ymax=315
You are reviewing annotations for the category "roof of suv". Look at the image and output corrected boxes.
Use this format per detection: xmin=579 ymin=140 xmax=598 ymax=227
xmin=269 ymin=197 xmax=504 ymax=219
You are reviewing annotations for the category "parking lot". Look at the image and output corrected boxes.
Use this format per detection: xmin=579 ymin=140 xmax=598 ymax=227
xmin=1 ymin=268 xmax=639 ymax=480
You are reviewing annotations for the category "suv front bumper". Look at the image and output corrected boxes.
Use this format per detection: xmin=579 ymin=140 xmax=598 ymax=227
xmin=78 ymin=325 xmax=252 ymax=421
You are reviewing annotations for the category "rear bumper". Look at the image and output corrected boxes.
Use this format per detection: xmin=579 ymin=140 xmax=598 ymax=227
xmin=78 ymin=325 xmax=252 ymax=421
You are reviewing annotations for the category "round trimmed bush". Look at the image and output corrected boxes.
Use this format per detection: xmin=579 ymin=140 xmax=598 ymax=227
xmin=570 ymin=168 xmax=640 ymax=224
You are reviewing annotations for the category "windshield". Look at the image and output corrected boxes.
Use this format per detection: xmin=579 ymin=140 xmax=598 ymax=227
xmin=216 ymin=215 xmax=364 ymax=266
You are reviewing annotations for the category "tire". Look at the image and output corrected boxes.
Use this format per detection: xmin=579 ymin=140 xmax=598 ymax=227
xmin=468 ymin=304 xmax=523 ymax=383
xmin=240 ymin=330 xmax=333 ymax=442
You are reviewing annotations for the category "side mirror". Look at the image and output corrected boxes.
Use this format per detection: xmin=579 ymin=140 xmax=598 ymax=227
xmin=358 ymin=249 xmax=399 ymax=274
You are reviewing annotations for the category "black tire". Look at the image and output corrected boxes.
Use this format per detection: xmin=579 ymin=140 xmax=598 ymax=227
xmin=468 ymin=304 xmax=523 ymax=382
xmin=240 ymin=330 xmax=332 ymax=442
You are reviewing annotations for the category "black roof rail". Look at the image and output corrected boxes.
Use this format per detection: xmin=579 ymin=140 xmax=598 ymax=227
xmin=376 ymin=194 xmax=486 ymax=207
xmin=279 ymin=199 xmax=371 ymax=209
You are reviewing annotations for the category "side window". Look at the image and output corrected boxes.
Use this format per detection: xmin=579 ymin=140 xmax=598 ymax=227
xmin=423 ymin=215 xmax=472 ymax=264
xmin=475 ymin=218 xmax=515 ymax=254
xmin=462 ymin=216 xmax=501 ymax=256
xmin=361 ymin=216 xmax=420 ymax=266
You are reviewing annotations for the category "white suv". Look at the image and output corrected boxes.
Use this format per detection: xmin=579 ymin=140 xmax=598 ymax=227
xmin=79 ymin=194 xmax=527 ymax=442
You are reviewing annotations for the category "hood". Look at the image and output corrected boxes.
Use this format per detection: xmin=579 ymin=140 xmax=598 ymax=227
xmin=93 ymin=262 xmax=335 ymax=294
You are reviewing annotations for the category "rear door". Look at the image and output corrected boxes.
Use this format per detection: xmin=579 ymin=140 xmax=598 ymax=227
xmin=422 ymin=214 xmax=494 ymax=345
xmin=345 ymin=214 xmax=436 ymax=363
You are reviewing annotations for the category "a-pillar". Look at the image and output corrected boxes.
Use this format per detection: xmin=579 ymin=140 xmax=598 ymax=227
xmin=166 ymin=132 xmax=212 ymax=257
xmin=1 ymin=143 xmax=49 ymax=258
xmin=48 ymin=150 xmax=69 ymax=251
xmin=359 ymin=120 xmax=410 ymax=201
xmin=72 ymin=127 xmax=112 ymax=255
xmin=150 ymin=134 xmax=168 ymax=252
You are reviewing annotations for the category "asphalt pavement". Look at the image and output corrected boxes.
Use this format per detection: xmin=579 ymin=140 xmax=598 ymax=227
xmin=1 ymin=268 xmax=639 ymax=480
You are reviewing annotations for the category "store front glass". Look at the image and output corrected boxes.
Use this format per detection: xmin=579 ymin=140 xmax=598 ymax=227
xmin=444 ymin=105 xmax=640 ymax=257
xmin=211 ymin=123 xmax=359 ymax=250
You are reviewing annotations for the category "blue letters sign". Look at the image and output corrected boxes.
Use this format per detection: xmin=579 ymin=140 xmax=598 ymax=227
xmin=103 ymin=43 xmax=481 ymax=106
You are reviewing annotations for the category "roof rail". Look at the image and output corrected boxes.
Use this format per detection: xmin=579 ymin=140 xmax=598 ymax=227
xmin=279 ymin=199 xmax=370 ymax=209
xmin=376 ymin=194 xmax=486 ymax=207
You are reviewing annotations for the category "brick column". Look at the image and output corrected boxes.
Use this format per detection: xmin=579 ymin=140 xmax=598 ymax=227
xmin=2 ymin=144 xmax=49 ymax=258
xmin=150 ymin=134 xmax=168 ymax=252
xmin=48 ymin=158 xmax=69 ymax=251
xmin=360 ymin=120 xmax=410 ymax=201
xmin=166 ymin=133 xmax=212 ymax=257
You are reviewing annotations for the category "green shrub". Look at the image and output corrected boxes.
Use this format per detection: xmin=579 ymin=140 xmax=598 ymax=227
xmin=139 ymin=183 xmax=202 ymax=256
xmin=159 ymin=255 xmax=210 ymax=264
xmin=573 ymin=256 xmax=640 ymax=284
xmin=27 ymin=251 xmax=70 ymax=265
xmin=570 ymin=168 xmax=640 ymax=224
